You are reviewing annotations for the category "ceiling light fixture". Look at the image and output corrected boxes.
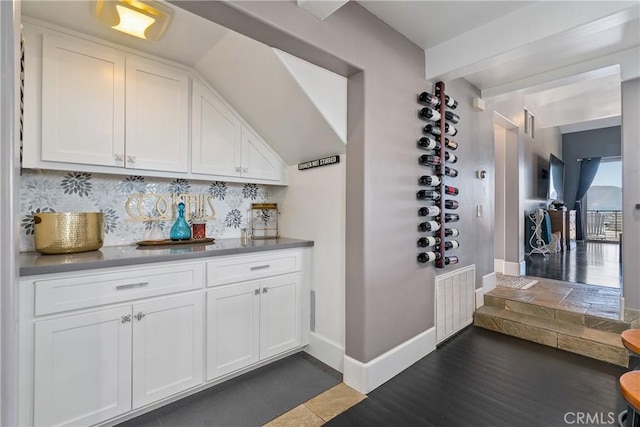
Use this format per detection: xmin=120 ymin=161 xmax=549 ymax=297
xmin=92 ymin=0 xmax=173 ymax=41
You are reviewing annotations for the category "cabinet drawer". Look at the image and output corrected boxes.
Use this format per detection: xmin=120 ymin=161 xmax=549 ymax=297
xmin=34 ymin=263 xmax=203 ymax=316
xmin=206 ymin=250 xmax=302 ymax=287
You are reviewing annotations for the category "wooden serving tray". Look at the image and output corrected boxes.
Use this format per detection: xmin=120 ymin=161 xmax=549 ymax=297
xmin=136 ymin=238 xmax=215 ymax=247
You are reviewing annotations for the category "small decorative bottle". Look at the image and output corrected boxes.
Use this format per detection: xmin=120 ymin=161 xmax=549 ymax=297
xmin=170 ymin=202 xmax=192 ymax=241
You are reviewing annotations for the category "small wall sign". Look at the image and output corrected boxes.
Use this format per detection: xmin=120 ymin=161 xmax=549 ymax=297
xmin=298 ymin=155 xmax=340 ymax=171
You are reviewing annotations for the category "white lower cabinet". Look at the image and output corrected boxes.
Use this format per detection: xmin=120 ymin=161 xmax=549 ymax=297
xmin=22 ymin=249 xmax=308 ymax=426
xmin=206 ymin=274 xmax=302 ymax=381
xmin=33 ymin=293 xmax=203 ymax=427
xmin=132 ymin=294 xmax=204 ymax=408
xmin=33 ymin=306 xmax=133 ymax=427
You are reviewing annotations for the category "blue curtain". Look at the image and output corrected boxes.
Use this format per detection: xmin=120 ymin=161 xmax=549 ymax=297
xmin=574 ymin=157 xmax=601 ymax=240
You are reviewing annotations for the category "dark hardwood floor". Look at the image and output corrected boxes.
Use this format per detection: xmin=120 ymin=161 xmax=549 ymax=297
xmin=328 ymin=327 xmax=627 ymax=427
xmin=525 ymin=241 xmax=621 ymax=288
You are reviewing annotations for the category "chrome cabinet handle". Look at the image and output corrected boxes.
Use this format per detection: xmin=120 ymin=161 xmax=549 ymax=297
xmin=127 ymin=155 xmax=136 ymax=164
xmin=262 ymin=287 xmax=269 ymax=293
xmin=235 ymin=166 xmax=241 ymax=173
xmin=114 ymin=153 xmax=124 ymax=162
xmin=242 ymin=168 xmax=248 ymax=173
xmin=121 ymin=315 xmax=131 ymax=323
xmin=250 ymin=265 xmax=270 ymax=271
xmin=135 ymin=312 xmax=146 ymax=321
xmin=254 ymin=289 xmax=260 ymax=295
xmin=116 ymin=282 xmax=149 ymax=290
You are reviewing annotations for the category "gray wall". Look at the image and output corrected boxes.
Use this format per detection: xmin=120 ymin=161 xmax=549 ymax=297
xmin=562 ymin=126 xmax=621 ymax=210
xmin=174 ymin=0 xmax=491 ymax=363
xmin=622 ymin=78 xmax=640 ymax=309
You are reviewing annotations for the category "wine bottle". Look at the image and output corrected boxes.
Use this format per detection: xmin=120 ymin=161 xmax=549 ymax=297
xmin=423 ymin=124 xmax=441 ymax=136
xmin=443 ymin=255 xmax=459 ymax=265
xmin=418 ymin=206 xmax=441 ymax=217
xmin=417 ymin=251 xmax=442 ymax=263
xmin=419 ymin=107 xmax=441 ymax=122
xmin=446 ymin=139 xmax=459 ymax=151
xmin=418 ymin=136 xmax=440 ymax=150
xmin=445 ymin=95 xmax=458 ymax=110
xmin=419 ymin=155 xmax=441 ymax=166
xmin=444 ymin=111 xmax=460 ymax=124
xmin=444 ymin=240 xmax=459 ymax=250
xmin=419 ymin=175 xmax=441 ymax=186
xmin=444 ymin=213 xmax=460 ymax=222
xmin=418 ymin=92 xmax=439 ymax=107
xmin=435 ymin=165 xmax=459 ymax=178
xmin=417 ymin=190 xmax=441 ymax=201
xmin=418 ymin=221 xmax=441 ymax=232
xmin=444 ymin=199 xmax=459 ymax=210
xmin=445 ymin=152 xmax=458 ymax=164
xmin=445 ymin=228 xmax=460 ymax=237
xmin=435 ymin=121 xmax=458 ymax=136
xmin=443 ymin=185 xmax=459 ymax=196
xmin=418 ymin=236 xmax=441 ymax=248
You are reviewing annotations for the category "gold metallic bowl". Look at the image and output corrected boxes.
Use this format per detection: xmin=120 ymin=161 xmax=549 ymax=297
xmin=34 ymin=212 xmax=105 ymax=255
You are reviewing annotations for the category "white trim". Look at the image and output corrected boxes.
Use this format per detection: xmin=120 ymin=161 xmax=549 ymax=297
xmin=304 ymin=332 xmax=344 ymax=373
xmin=504 ymin=261 xmax=525 ymax=277
xmin=483 ymin=272 xmax=497 ymax=294
xmin=494 ymin=258 xmax=505 ymax=274
xmin=475 ymin=288 xmax=484 ymax=309
xmin=343 ymin=327 xmax=436 ymax=394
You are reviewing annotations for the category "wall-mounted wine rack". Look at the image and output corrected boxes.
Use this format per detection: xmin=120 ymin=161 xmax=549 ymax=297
xmin=416 ymin=81 xmax=460 ymax=268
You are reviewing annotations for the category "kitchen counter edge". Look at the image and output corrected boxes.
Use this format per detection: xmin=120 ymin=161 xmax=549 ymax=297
xmin=20 ymin=238 xmax=314 ymax=277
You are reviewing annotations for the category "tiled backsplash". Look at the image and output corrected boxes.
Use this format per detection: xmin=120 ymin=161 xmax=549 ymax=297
xmin=20 ymin=170 xmax=272 ymax=251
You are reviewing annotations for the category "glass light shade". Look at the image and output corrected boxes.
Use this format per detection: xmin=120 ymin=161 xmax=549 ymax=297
xmin=92 ymin=0 xmax=173 ymax=41
xmin=112 ymin=4 xmax=155 ymax=39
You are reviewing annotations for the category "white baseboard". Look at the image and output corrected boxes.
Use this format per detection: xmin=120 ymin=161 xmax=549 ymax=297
xmin=504 ymin=261 xmax=525 ymax=276
xmin=483 ymin=272 xmax=497 ymax=294
xmin=475 ymin=287 xmax=484 ymax=308
xmin=304 ymin=332 xmax=344 ymax=373
xmin=343 ymin=327 xmax=436 ymax=394
xmin=494 ymin=259 xmax=505 ymax=274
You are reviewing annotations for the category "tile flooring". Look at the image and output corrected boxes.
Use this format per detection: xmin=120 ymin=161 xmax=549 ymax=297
xmin=488 ymin=276 xmax=639 ymax=322
xmin=526 ymin=241 xmax=621 ymax=288
xmin=116 ymin=352 xmax=351 ymax=427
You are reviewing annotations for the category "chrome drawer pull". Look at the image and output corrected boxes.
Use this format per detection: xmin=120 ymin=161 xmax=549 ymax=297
xmin=116 ymin=282 xmax=149 ymax=290
xmin=250 ymin=265 xmax=270 ymax=271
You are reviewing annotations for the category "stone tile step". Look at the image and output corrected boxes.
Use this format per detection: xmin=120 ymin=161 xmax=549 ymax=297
xmin=474 ymin=306 xmax=629 ymax=367
xmin=483 ymin=294 xmax=632 ymax=334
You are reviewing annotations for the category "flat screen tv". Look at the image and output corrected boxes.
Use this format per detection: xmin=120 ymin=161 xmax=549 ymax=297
xmin=548 ymin=153 xmax=565 ymax=203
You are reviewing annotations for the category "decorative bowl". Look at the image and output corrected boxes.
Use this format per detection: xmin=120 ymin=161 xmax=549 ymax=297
xmin=34 ymin=212 xmax=105 ymax=255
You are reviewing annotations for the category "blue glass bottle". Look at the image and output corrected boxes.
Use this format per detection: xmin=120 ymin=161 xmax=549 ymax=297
xmin=170 ymin=202 xmax=192 ymax=241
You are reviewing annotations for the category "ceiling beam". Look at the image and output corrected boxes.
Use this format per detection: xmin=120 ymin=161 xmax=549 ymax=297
xmin=425 ymin=2 xmax=639 ymax=82
xmin=296 ymin=0 xmax=349 ymax=21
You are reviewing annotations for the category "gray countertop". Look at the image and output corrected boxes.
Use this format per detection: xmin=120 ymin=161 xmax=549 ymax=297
xmin=20 ymin=237 xmax=314 ymax=276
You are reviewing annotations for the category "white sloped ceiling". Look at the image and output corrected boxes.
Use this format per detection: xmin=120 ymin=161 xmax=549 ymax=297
xmin=195 ymin=31 xmax=347 ymax=166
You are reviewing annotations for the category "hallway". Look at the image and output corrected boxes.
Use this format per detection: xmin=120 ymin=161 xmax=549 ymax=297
xmin=525 ymin=241 xmax=621 ymax=289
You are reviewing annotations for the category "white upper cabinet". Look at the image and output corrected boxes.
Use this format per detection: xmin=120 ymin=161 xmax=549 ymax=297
xmin=41 ymin=34 xmax=125 ymax=167
xmin=25 ymin=23 xmax=287 ymax=184
xmin=241 ymin=124 xmax=282 ymax=182
xmin=125 ymin=59 xmax=189 ymax=173
xmin=191 ymin=80 xmax=242 ymax=178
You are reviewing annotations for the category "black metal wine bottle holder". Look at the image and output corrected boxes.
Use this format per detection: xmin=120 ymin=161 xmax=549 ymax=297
xmin=416 ymin=81 xmax=459 ymax=267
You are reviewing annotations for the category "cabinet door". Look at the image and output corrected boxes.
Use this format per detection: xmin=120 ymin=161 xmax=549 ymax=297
xmin=132 ymin=293 xmax=204 ymax=408
xmin=33 ymin=306 xmax=132 ymax=427
xmin=206 ymin=282 xmax=260 ymax=380
xmin=191 ymin=81 xmax=242 ymax=177
xmin=241 ymin=125 xmax=282 ymax=181
xmin=41 ymin=34 xmax=125 ymax=167
xmin=126 ymin=59 xmax=189 ymax=172
xmin=260 ymin=274 xmax=302 ymax=359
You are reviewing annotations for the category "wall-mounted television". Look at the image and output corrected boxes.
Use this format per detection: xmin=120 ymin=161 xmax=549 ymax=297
xmin=548 ymin=153 xmax=565 ymax=203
